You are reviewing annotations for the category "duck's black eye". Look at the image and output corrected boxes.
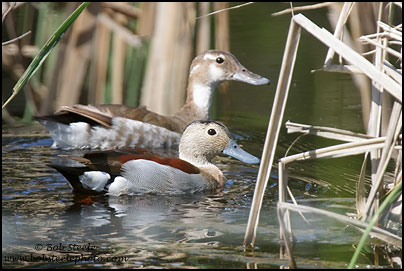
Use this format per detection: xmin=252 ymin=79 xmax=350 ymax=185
xmin=216 ymin=57 xmax=224 ymax=64
xmin=208 ymin=129 xmax=216 ymax=136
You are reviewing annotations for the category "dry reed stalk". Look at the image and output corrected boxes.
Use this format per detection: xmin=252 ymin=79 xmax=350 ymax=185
xmin=196 ymin=2 xmax=253 ymax=19
xmin=39 ymin=3 xmax=76 ymax=114
xmin=244 ymin=18 xmax=301 ymax=250
xmin=377 ymin=21 xmax=402 ymax=39
xmin=2 ymin=2 xmax=16 ymax=23
xmin=245 ymin=9 xmax=402 ymax=258
xmin=279 ymin=137 xmax=387 ymax=164
xmin=360 ymin=35 xmax=402 ymax=59
xmin=277 ymin=206 xmax=297 ymax=268
xmin=286 ymin=186 xmax=310 ymax=224
xmin=383 ymin=60 xmax=402 ymax=84
xmin=88 ymin=17 xmax=110 ymax=104
xmin=137 ymin=2 xmax=156 ymax=38
xmin=285 ymin=121 xmax=373 ymax=142
xmin=56 ymin=4 xmax=98 ymax=108
xmin=362 ymin=102 xmax=402 ymax=220
xmin=2 ymin=31 xmax=31 ymax=46
xmin=293 ymin=14 xmax=401 ymax=101
xmin=140 ymin=2 xmax=195 ymax=115
xmin=272 ymin=2 xmax=334 ymax=17
xmin=96 ymin=13 xmax=141 ymax=47
xmin=362 ymin=2 xmax=403 ymax=225
xmin=2 ymin=2 xmax=26 ymax=24
xmin=101 ymin=2 xmax=140 ymax=19
xmin=214 ymin=2 xmax=231 ymax=119
xmin=366 ymin=4 xmax=386 ymax=222
xmin=111 ymin=12 xmax=127 ymax=104
xmin=393 ymin=155 xmax=402 ymax=186
xmin=196 ymin=2 xmax=210 ymax=54
xmin=356 ymin=152 xmax=369 ymax=215
xmin=277 ymin=161 xmax=295 ymax=263
xmin=323 ymin=2 xmax=354 ymax=66
xmin=214 ymin=2 xmax=230 ymax=51
xmin=88 ymin=10 xmax=142 ymax=104
xmin=325 ymin=3 xmax=374 ymax=130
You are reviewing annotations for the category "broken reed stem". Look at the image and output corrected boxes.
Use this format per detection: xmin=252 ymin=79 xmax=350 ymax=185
xmin=2 ymin=31 xmax=32 ymax=46
xmin=196 ymin=2 xmax=253 ymax=19
xmin=272 ymin=2 xmax=334 ymax=16
xmin=2 ymin=2 xmax=17 ymax=23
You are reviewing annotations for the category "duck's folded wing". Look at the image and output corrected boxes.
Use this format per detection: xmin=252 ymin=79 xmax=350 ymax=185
xmin=109 ymin=159 xmax=209 ymax=196
xmin=50 ymin=104 xmax=185 ymax=132
xmin=35 ymin=104 xmax=113 ymax=127
xmin=92 ymin=104 xmax=184 ymax=131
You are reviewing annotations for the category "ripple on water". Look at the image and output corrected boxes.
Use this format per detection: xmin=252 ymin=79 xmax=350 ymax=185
xmin=2 ymin=122 xmax=398 ymax=268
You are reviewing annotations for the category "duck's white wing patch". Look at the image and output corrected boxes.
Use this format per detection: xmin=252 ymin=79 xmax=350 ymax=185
xmin=79 ymin=171 xmax=111 ymax=192
xmin=107 ymin=160 xmax=208 ymax=196
xmin=107 ymin=176 xmax=132 ymax=196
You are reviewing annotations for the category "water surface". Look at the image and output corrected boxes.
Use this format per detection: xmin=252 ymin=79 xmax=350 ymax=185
xmin=3 ymin=123 xmax=393 ymax=268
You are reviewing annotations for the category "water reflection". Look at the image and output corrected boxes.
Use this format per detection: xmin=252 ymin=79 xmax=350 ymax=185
xmin=3 ymin=130 xmax=385 ymax=268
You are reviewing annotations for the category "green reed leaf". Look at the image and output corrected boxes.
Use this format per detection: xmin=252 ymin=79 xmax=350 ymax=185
xmin=348 ymin=181 xmax=402 ymax=269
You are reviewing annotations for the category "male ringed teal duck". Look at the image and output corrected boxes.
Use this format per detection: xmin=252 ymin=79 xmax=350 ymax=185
xmin=50 ymin=120 xmax=250 ymax=196
xmin=36 ymin=50 xmax=269 ymax=151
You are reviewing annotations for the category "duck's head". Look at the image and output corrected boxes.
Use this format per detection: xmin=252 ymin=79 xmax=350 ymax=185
xmin=189 ymin=50 xmax=270 ymax=86
xmin=179 ymin=120 xmax=260 ymax=166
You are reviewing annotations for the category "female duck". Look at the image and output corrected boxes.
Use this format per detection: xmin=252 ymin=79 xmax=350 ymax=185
xmin=36 ymin=50 xmax=269 ymax=150
xmin=51 ymin=121 xmax=252 ymax=196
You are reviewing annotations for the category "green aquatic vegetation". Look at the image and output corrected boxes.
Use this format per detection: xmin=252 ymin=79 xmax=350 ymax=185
xmin=348 ymin=181 xmax=402 ymax=269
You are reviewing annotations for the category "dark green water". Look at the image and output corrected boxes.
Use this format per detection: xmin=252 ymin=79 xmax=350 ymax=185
xmin=2 ymin=2 xmax=400 ymax=269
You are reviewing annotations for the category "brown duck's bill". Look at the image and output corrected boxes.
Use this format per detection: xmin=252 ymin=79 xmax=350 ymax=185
xmin=232 ymin=66 xmax=270 ymax=85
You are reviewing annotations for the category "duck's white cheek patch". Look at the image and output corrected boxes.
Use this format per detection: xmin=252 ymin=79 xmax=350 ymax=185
xmin=209 ymin=63 xmax=224 ymax=81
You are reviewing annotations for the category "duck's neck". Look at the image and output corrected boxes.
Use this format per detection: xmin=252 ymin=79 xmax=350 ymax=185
xmin=175 ymin=76 xmax=220 ymax=121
